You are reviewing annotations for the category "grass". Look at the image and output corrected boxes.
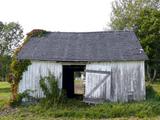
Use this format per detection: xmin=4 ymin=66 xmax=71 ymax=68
xmin=1 ymin=100 xmax=160 ymax=120
xmin=0 ymin=82 xmax=160 ymax=120
xmin=149 ymin=82 xmax=160 ymax=94
xmin=0 ymin=82 xmax=11 ymax=108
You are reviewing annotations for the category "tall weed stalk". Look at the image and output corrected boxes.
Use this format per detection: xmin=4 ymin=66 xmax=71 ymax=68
xmin=39 ymin=72 xmax=66 ymax=108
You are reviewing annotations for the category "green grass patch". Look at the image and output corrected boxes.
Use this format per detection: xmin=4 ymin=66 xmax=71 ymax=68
xmin=1 ymin=100 xmax=160 ymax=119
xmin=0 ymin=82 xmax=160 ymax=119
xmin=150 ymin=82 xmax=160 ymax=94
xmin=0 ymin=82 xmax=11 ymax=108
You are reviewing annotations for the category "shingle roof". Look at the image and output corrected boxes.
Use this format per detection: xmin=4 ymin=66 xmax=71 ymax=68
xmin=18 ymin=31 xmax=148 ymax=61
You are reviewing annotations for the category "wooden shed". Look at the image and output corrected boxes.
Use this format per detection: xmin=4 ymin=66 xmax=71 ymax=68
xmin=18 ymin=31 xmax=148 ymax=103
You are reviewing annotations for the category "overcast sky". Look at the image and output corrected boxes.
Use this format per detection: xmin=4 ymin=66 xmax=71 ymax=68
xmin=0 ymin=0 xmax=113 ymax=34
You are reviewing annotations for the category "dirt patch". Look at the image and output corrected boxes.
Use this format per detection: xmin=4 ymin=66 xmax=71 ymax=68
xmin=0 ymin=106 xmax=18 ymax=116
xmin=74 ymin=80 xmax=84 ymax=94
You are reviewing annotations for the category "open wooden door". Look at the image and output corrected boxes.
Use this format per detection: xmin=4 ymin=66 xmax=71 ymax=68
xmin=84 ymin=64 xmax=111 ymax=103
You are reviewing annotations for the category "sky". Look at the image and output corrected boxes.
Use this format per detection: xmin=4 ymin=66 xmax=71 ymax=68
xmin=0 ymin=0 xmax=114 ymax=34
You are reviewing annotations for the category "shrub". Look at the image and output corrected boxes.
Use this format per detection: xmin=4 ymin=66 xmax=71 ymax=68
xmin=26 ymin=29 xmax=47 ymax=38
xmin=7 ymin=59 xmax=31 ymax=101
xmin=9 ymin=89 xmax=33 ymax=107
xmin=39 ymin=72 xmax=66 ymax=108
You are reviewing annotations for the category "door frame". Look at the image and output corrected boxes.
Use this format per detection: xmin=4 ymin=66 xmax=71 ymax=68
xmin=62 ymin=65 xmax=85 ymax=98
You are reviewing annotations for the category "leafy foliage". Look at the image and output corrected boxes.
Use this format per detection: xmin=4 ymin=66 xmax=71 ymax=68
xmin=39 ymin=72 xmax=66 ymax=108
xmin=0 ymin=21 xmax=24 ymax=82
xmin=0 ymin=55 xmax=11 ymax=81
xmin=26 ymin=29 xmax=48 ymax=38
xmin=135 ymin=8 xmax=160 ymax=81
xmin=0 ymin=22 xmax=24 ymax=56
xmin=135 ymin=8 xmax=160 ymax=60
xmin=110 ymin=0 xmax=159 ymax=30
xmin=9 ymin=59 xmax=31 ymax=84
xmin=9 ymin=89 xmax=33 ymax=107
xmin=7 ymin=59 xmax=31 ymax=101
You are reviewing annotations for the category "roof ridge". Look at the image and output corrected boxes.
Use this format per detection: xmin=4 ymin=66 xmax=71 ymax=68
xmin=45 ymin=30 xmax=134 ymax=34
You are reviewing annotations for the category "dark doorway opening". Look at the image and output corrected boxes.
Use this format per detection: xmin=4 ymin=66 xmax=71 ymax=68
xmin=62 ymin=65 xmax=85 ymax=98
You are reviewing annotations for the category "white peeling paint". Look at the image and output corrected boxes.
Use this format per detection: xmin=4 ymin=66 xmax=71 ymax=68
xmin=18 ymin=60 xmax=145 ymax=102
xmin=18 ymin=61 xmax=62 ymax=98
xmin=85 ymin=61 xmax=145 ymax=102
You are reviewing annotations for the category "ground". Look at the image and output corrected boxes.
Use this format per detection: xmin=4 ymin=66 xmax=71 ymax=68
xmin=0 ymin=81 xmax=160 ymax=120
xmin=0 ymin=82 xmax=11 ymax=108
xmin=74 ymin=79 xmax=84 ymax=94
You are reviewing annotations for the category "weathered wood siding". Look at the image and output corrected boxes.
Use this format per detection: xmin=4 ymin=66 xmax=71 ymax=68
xmin=18 ymin=61 xmax=62 ymax=98
xmin=85 ymin=61 xmax=145 ymax=102
xmin=85 ymin=64 xmax=111 ymax=100
xmin=19 ymin=60 xmax=145 ymax=102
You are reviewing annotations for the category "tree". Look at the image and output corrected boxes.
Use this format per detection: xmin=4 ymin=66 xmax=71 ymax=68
xmin=135 ymin=8 xmax=160 ymax=81
xmin=0 ymin=55 xmax=11 ymax=81
xmin=135 ymin=8 xmax=160 ymax=60
xmin=110 ymin=0 xmax=159 ymax=30
xmin=0 ymin=22 xmax=24 ymax=56
xmin=0 ymin=22 xmax=23 ymax=81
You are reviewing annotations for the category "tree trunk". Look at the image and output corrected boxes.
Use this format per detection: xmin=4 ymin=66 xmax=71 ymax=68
xmin=147 ymin=64 xmax=157 ymax=82
xmin=11 ymin=83 xmax=18 ymax=100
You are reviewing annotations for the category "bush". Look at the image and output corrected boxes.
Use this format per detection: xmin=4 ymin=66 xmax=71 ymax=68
xmin=39 ymin=72 xmax=66 ymax=108
xmin=0 ymin=55 xmax=11 ymax=81
xmin=9 ymin=89 xmax=33 ymax=107
xmin=8 ymin=58 xmax=31 ymax=101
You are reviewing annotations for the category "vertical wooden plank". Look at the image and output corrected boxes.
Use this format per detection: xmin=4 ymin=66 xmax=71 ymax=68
xmin=19 ymin=60 xmax=145 ymax=102
xmin=85 ymin=63 xmax=111 ymax=100
xmin=85 ymin=61 xmax=145 ymax=102
xmin=18 ymin=60 xmax=62 ymax=98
